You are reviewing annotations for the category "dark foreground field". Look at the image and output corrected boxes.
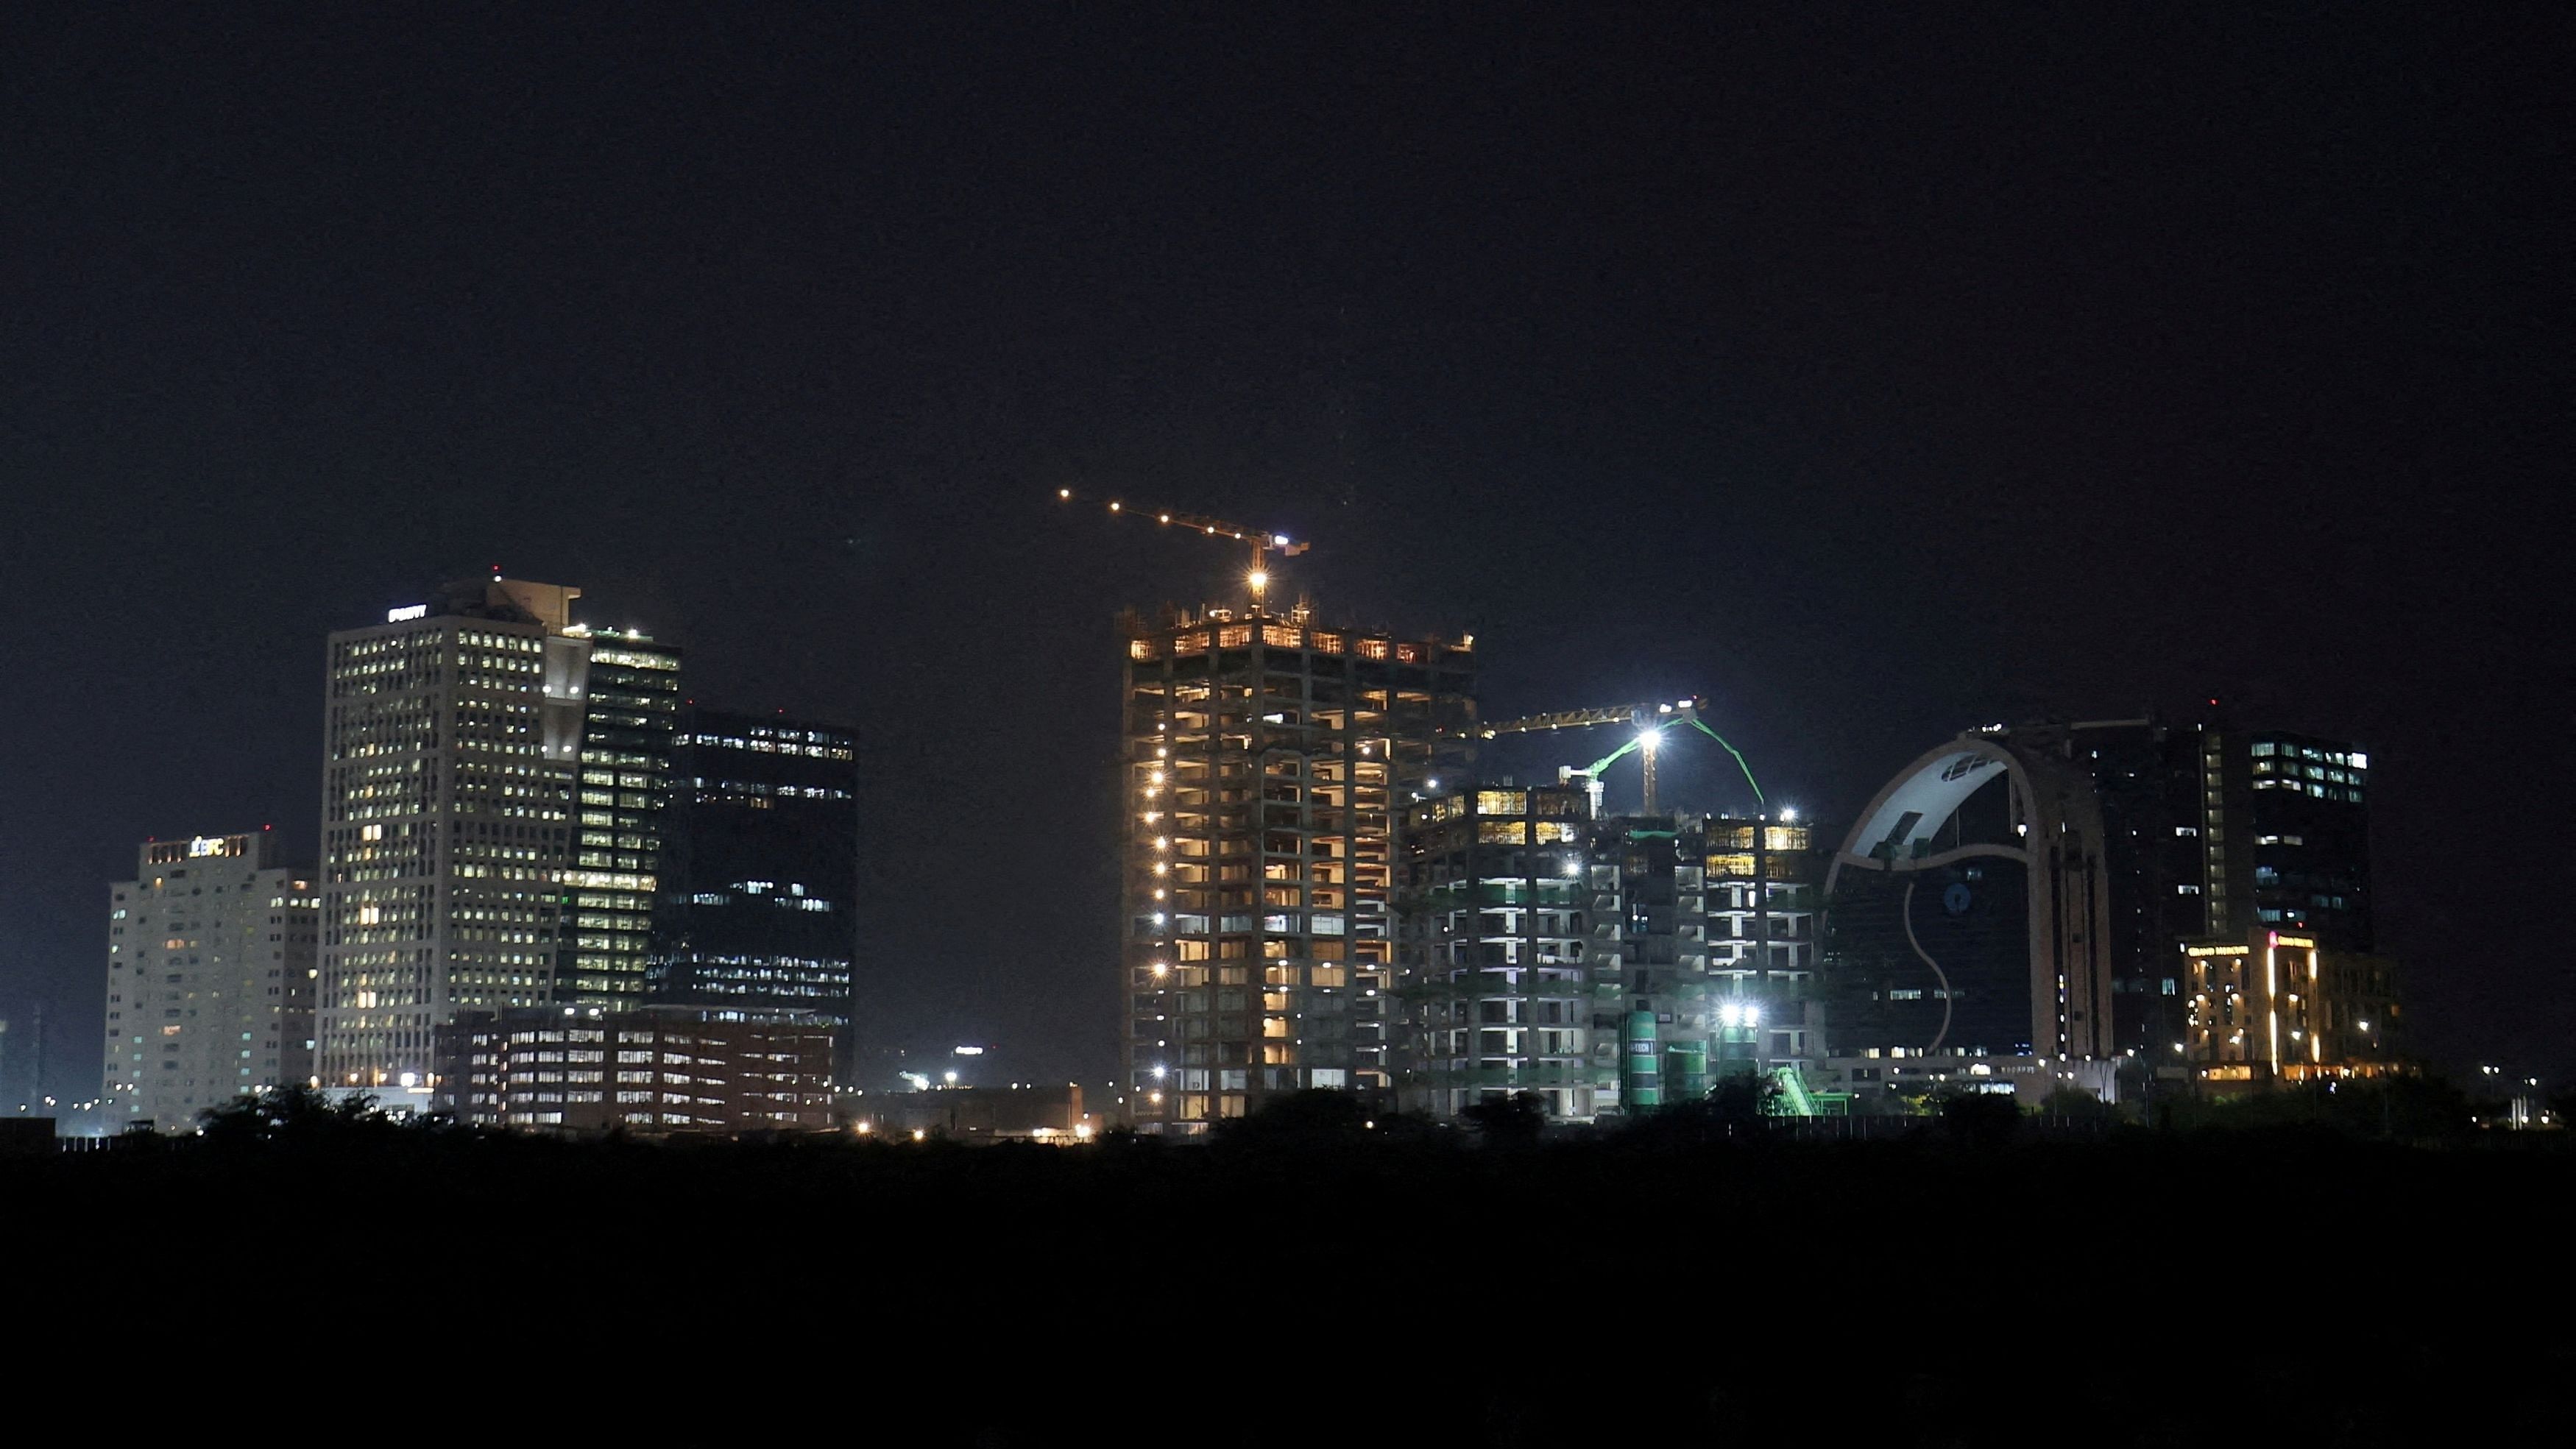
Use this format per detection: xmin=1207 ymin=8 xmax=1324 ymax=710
xmin=14 ymin=1115 xmax=2567 ymax=1444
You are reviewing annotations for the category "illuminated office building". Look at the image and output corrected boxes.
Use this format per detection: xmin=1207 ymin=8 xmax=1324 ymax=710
xmin=560 ymin=627 xmax=683 ymax=1003
xmin=2067 ymin=721 xmax=2374 ymax=1059
xmin=2245 ymin=731 xmax=2373 ymax=952
xmin=101 ymin=832 xmax=317 ymax=1129
xmin=315 ymin=577 xmax=682 ymax=1091
xmin=1120 ymin=603 xmax=1474 ymax=1133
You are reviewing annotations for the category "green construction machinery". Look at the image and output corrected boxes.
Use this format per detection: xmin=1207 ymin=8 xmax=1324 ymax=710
xmin=1621 ymin=1010 xmax=1663 ymax=1110
xmin=1767 ymin=1065 xmax=1851 ymax=1117
xmin=1478 ymin=695 xmax=1763 ymax=814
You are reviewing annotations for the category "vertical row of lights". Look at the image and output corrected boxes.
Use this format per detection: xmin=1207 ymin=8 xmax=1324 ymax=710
xmin=1144 ymin=723 xmax=1170 ymax=1108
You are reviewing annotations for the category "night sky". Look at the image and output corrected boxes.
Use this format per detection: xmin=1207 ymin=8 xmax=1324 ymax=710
xmin=1 ymin=5 xmax=2561 ymax=1103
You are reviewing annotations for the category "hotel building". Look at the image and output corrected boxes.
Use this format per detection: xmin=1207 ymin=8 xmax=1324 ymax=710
xmin=102 ymin=832 xmax=317 ymax=1128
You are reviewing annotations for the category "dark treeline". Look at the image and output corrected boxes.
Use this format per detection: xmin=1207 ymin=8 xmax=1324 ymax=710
xmin=16 ymin=1087 xmax=2566 ymax=1442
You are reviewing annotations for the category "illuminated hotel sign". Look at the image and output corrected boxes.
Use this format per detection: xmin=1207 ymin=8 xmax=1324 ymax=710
xmin=145 ymin=836 xmax=248 ymax=865
xmin=2184 ymin=943 xmax=2251 ymax=957
xmin=387 ymin=603 xmax=429 ymax=623
xmin=2269 ymin=933 xmax=2316 ymax=949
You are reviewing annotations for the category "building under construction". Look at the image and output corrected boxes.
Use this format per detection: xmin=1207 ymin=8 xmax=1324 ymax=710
xmin=1117 ymin=594 xmax=1475 ymax=1133
xmin=1084 ymin=495 xmax=1836 ymax=1127
xmin=1395 ymin=784 xmax=1825 ymax=1121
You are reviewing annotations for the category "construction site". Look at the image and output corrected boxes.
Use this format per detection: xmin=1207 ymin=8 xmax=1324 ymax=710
xmin=1081 ymin=492 xmax=1845 ymax=1133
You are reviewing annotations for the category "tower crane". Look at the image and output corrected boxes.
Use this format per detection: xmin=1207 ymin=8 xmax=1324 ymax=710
xmin=1478 ymin=695 xmax=1764 ymax=815
xmin=1057 ymin=489 xmax=1309 ymax=608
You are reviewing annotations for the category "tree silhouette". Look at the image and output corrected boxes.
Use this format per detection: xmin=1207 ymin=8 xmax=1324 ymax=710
xmin=1460 ymin=1091 xmax=1546 ymax=1145
xmin=1212 ymin=1088 xmax=1369 ymax=1144
xmin=1939 ymin=1091 xmax=2021 ymax=1148
xmin=1705 ymin=1072 xmax=1781 ymax=1124
xmin=197 ymin=1084 xmax=397 ymax=1146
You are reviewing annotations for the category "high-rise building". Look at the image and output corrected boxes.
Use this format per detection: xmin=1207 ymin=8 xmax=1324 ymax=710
xmin=2176 ymin=727 xmax=2390 ymax=1079
xmin=1822 ymin=726 xmax=2123 ymax=1065
xmin=2053 ymin=720 xmax=2208 ymax=1060
xmin=651 ymin=709 xmax=858 ymax=1032
xmin=315 ymin=577 xmax=681 ymax=1091
xmin=1396 ymin=790 xmax=1822 ymax=1121
xmin=1695 ymin=813 xmax=1825 ymax=1071
xmin=101 ymin=832 xmax=317 ymax=1130
xmin=1821 ymin=717 xmax=2385 ymax=1093
xmin=561 ymin=627 xmax=683 ymax=1003
xmin=1398 ymin=782 xmax=1596 ymax=1119
xmin=1120 ymin=603 xmax=1475 ymax=1132
xmin=2059 ymin=720 xmax=2375 ymax=1061
xmin=2245 ymin=731 xmax=2373 ymax=952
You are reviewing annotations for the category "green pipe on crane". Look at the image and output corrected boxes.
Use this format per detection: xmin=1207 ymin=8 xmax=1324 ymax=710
xmin=1582 ymin=732 xmax=1649 ymax=779
xmin=1577 ymin=719 xmax=1766 ymax=811
xmin=1683 ymin=718 xmax=1766 ymax=809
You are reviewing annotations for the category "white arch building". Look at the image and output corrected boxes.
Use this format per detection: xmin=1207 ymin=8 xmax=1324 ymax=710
xmin=1825 ymin=729 xmax=2117 ymax=1062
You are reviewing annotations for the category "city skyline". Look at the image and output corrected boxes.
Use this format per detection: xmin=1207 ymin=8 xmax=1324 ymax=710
xmin=5 ymin=11 xmax=2561 ymax=1437
xmin=1 ymin=7 xmax=2561 ymax=1108
xmin=43 ymin=565 xmax=2418 ymax=1127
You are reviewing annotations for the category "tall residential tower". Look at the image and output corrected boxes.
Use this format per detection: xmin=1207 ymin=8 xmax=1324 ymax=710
xmin=1120 ymin=602 xmax=1474 ymax=1132
xmin=1397 ymin=791 xmax=1822 ymax=1121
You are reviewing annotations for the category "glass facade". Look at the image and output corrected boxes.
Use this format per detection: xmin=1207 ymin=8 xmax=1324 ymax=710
xmin=560 ymin=631 xmax=683 ymax=1005
xmin=651 ymin=710 xmax=859 ymax=1030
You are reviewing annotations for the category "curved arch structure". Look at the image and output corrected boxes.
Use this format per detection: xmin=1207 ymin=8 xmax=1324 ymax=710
xmin=1827 ymin=731 xmax=2115 ymax=1060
